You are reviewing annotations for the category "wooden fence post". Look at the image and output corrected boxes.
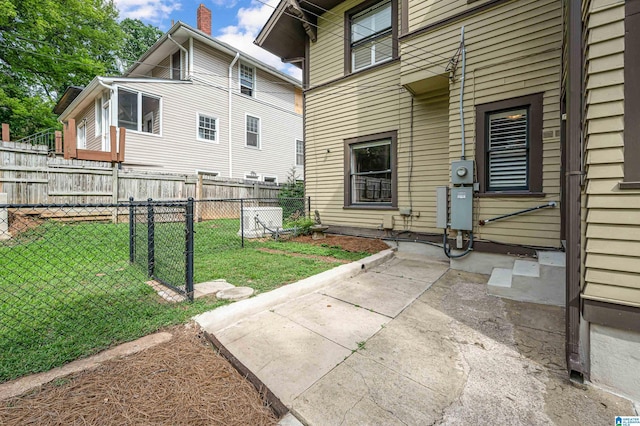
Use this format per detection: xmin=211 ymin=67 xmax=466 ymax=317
xmin=54 ymin=131 xmax=63 ymax=154
xmin=1 ymin=123 xmax=9 ymax=142
xmin=118 ymin=127 xmax=126 ymax=162
xmin=67 ymin=119 xmax=77 ymax=159
xmin=112 ymin=164 xmax=119 ymax=224
xmin=110 ymin=126 xmax=117 ymax=162
xmin=195 ymin=173 xmax=203 ymax=222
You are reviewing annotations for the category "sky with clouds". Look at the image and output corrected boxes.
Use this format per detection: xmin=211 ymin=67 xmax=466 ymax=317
xmin=113 ymin=0 xmax=302 ymax=80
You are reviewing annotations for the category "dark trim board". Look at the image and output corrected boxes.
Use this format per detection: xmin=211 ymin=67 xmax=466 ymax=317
xmin=343 ymin=0 xmax=399 ymax=75
xmin=343 ymin=130 xmax=398 ymax=208
xmin=203 ymin=331 xmax=289 ymax=419
xmin=624 ymin=1 xmax=640 ymax=182
xmin=475 ymin=93 xmax=544 ymax=195
xmin=583 ymin=299 xmax=640 ymax=334
xmin=399 ymin=0 xmax=514 ymax=41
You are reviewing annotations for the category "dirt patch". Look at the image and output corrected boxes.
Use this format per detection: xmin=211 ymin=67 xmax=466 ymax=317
xmin=0 ymin=325 xmax=278 ymax=426
xmin=290 ymin=234 xmax=390 ymax=254
xmin=257 ymin=247 xmax=350 ymax=264
xmin=7 ymin=212 xmax=43 ymax=238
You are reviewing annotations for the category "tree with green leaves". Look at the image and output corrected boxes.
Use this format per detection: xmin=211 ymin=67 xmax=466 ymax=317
xmin=119 ymin=18 xmax=164 ymax=72
xmin=0 ymin=1 xmax=163 ymax=140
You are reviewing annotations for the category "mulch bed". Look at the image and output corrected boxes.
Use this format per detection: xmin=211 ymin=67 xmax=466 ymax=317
xmin=0 ymin=325 xmax=278 ymax=426
xmin=290 ymin=234 xmax=390 ymax=254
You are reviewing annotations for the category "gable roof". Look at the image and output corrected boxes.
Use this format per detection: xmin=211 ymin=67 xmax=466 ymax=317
xmin=126 ymin=21 xmax=302 ymax=87
xmin=255 ymin=0 xmax=342 ymax=61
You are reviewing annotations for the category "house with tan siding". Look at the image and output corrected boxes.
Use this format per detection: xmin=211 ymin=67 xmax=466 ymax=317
xmin=257 ymin=0 xmax=640 ymax=402
xmin=55 ymin=5 xmax=304 ymax=183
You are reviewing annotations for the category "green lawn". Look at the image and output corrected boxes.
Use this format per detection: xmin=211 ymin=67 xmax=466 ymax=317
xmin=0 ymin=218 xmax=370 ymax=382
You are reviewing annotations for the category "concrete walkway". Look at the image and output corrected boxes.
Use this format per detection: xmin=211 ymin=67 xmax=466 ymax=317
xmin=196 ymin=252 xmax=636 ymax=425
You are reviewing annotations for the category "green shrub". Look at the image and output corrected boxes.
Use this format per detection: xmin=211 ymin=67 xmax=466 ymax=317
xmin=284 ymin=217 xmax=315 ymax=236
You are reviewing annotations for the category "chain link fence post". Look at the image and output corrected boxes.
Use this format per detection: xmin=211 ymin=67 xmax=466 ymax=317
xmin=185 ymin=197 xmax=194 ymax=301
xmin=307 ymin=196 xmax=311 ymax=219
xmin=129 ymin=196 xmax=135 ymax=264
xmin=147 ymin=198 xmax=155 ymax=278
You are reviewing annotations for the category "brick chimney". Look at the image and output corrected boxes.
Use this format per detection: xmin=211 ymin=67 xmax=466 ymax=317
xmin=197 ymin=4 xmax=212 ymax=36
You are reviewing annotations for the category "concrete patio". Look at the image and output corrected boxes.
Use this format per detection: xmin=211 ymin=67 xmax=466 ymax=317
xmin=195 ymin=251 xmax=636 ymax=425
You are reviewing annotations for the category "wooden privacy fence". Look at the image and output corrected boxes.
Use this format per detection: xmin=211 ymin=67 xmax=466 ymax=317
xmin=0 ymin=141 xmax=282 ymax=221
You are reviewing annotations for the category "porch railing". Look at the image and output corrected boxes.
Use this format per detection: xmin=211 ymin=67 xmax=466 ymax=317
xmin=15 ymin=128 xmax=59 ymax=152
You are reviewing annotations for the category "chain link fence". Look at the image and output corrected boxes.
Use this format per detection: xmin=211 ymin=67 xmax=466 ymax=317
xmin=0 ymin=196 xmax=309 ymax=381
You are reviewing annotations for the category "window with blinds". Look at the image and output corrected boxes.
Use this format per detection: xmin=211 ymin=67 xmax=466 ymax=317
xmin=486 ymin=108 xmax=529 ymax=191
xmin=350 ymin=1 xmax=393 ymax=72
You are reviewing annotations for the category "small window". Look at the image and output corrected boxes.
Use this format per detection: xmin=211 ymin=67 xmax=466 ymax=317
xmin=344 ymin=131 xmax=397 ymax=207
xmin=117 ymin=88 xmax=161 ymax=135
xmin=245 ymin=173 xmax=260 ymax=181
xmin=349 ymin=0 xmax=394 ymax=73
xmin=263 ymin=176 xmax=277 ymax=183
xmin=486 ymin=109 xmax=528 ymax=191
xmin=77 ymin=121 xmax=86 ymax=149
xmin=475 ymin=94 xmax=543 ymax=195
xmin=246 ymin=115 xmax=260 ymax=148
xmin=240 ymin=63 xmax=255 ymax=96
xmin=197 ymin=114 xmax=217 ymax=142
xmin=296 ymin=139 xmax=305 ymax=166
xmin=171 ymin=51 xmax=181 ymax=80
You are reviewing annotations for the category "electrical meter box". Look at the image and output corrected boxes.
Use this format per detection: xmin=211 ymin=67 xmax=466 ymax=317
xmin=451 ymin=160 xmax=474 ymax=185
xmin=451 ymin=187 xmax=473 ymax=230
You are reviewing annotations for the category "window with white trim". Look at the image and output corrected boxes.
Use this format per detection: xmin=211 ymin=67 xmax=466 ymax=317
xmin=240 ymin=63 xmax=255 ymax=96
xmin=117 ymin=88 xmax=160 ymax=134
xmin=246 ymin=115 xmax=260 ymax=148
xmin=263 ymin=176 xmax=277 ymax=183
xmin=197 ymin=114 xmax=218 ymax=142
xmin=296 ymin=139 xmax=305 ymax=166
xmin=245 ymin=173 xmax=260 ymax=181
xmin=77 ymin=121 xmax=86 ymax=149
xmin=350 ymin=0 xmax=393 ymax=72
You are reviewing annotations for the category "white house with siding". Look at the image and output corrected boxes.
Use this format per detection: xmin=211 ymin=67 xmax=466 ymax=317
xmin=55 ymin=5 xmax=304 ymax=183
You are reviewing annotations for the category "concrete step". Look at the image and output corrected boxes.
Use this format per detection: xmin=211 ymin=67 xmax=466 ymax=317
xmin=487 ymin=251 xmax=566 ymax=306
xmin=513 ymin=259 xmax=540 ymax=277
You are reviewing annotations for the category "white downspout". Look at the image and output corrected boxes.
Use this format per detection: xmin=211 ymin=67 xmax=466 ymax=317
xmin=98 ymin=78 xmax=116 ymax=152
xmin=168 ymin=34 xmax=189 ymax=78
xmin=188 ymin=37 xmax=194 ymax=79
xmin=228 ymin=52 xmax=240 ymax=178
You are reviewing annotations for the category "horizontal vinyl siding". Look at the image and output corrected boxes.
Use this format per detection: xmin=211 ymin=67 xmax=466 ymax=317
xmin=309 ymin=0 xmax=362 ymax=86
xmin=254 ymin=68 xmax=297 ymax=111
xmin=230 ymin=94 xmax=303 ymax=182
xmin=73 ymin=102 xmax=100 ymax=151
xmin=405 ymin=0 xmax=560 ymax=247
xmin=305 ymin=0 xmax=562 ymax=247
xmin=306 ymin=63 xmax=454 ymax=232
xmin=151 ymin=56 xmax=171 ymax=79
xmin=116 ymin=81 xmax=231 ymax=176
xmin=192 ymin=40 xmax=230 ymax=88
xmin=583 ymin=0 xmax=640 ymax=306
xmin=406 ymin=0 xmax=502 ymax=33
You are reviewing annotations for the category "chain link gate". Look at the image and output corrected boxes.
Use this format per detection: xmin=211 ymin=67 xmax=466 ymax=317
xmin=129 ymin=198 xmax=194 ymax=300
